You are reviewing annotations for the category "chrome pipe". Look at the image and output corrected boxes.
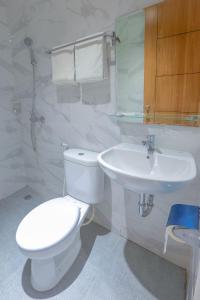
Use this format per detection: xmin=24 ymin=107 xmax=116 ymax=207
xmin=138 ymin=193 xmax=154 ymax=217
xmin=46 ymin=31 xmax=120 ymax=54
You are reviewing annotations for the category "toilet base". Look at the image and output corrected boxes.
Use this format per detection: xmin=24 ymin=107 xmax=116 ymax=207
xmin=31 ymin=232 xmax=81 ymax=291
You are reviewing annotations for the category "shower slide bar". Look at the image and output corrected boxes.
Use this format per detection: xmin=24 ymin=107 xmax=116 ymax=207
xmin=46 ymin=31 xmax=120 ymax=54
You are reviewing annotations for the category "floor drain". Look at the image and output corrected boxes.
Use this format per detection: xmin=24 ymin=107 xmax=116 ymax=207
xmin=24 ymin=194 xmax=32 ymax=200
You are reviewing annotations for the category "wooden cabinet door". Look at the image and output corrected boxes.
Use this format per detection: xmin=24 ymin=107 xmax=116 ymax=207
xmin=158 ymin=0 xmax=200 ymax=38
xmin=144 ymin=0 xmax=200 ymax=126
xmin=157 ymin=31 xmax=200 ymax=76
xmin=156 ymin=74 xmax=200 ymax=114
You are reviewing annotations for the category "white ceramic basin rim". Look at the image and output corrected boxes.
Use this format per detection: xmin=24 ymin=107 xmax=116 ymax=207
xmin=98 ymin=143 xmax=196 ymax=193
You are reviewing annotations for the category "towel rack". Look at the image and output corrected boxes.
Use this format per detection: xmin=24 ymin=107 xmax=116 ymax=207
xmin=46 ymin=31 xmax=120 ymax=55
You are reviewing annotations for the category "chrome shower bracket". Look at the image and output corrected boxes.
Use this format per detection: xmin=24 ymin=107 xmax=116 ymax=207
xmin=30 ymin=113 xmax=45 ymax=124
xmin=61 ymin=143 xmax=69 ymax=151
xmin=138 ymin=193 xmax=154 ymax=217
xmin=111 ymin=32 xmax=121 ymax=46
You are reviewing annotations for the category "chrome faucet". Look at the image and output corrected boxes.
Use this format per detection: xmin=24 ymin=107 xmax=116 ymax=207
xmin=142 ymin=134 xmax=155 ymax=157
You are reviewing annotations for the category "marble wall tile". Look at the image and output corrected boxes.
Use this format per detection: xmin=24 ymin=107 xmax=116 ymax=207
xmin=0 ymin=2 xmax=26 ymax=199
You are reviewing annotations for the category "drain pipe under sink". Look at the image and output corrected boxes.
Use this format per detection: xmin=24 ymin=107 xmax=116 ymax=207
xmin=138 ymin=193 xmax=154 ymax=217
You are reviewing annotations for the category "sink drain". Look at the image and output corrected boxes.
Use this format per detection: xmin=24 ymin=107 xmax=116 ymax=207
xmin=24 ymin=194 xmax=32 ymax=200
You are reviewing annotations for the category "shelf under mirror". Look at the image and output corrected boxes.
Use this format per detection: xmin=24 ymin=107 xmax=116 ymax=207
xmin=110 ymin=113 xmax=200 ymax=126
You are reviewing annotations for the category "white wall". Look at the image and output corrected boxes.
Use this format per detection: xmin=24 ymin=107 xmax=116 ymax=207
xmin=6 ymin=0 xmax=200 ymax=270
xmin=0 ymin=0 xmax=25 ymax=199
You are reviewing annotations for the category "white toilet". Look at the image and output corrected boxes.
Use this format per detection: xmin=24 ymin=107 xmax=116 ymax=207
xmin=16 ymin=148 xmax=104 ymax=292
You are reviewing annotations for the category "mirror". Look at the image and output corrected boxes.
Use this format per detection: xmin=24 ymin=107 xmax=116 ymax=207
xmin=116 ymin=10 xmax=145 ymax=123
xmin=115 ymin=0 xmax=200 ymax=127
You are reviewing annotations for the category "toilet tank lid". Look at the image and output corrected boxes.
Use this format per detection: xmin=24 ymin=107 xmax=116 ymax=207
xmin=64 ymin=148 xmax=99 ymax=166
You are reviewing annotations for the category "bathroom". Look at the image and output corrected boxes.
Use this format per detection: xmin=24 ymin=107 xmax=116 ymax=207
xmin=1 ymin=0 xmax=200 ymax=299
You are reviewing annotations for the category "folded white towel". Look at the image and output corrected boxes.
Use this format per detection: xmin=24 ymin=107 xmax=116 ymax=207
xmin=75 ymin=36 xmax=108 ymax=83
xmin=51 ymin=45 xmax=75 ymax=85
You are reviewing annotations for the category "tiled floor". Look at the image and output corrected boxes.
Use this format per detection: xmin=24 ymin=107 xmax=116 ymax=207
xmin=0 ymin=187 xmax=186 ymax=300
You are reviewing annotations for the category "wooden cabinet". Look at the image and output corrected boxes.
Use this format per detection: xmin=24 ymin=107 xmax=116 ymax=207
xmin=156 ymin=74 xmax=200 ymax=113
xmin=157 ymin=0 xmax=200 ymax=38
xmin=144 ymin=0 xmax=200 ymax=126
xmin=157 ymin=31 xmax=200 ymax=76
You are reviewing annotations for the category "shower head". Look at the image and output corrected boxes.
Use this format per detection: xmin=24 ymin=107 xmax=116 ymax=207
xmin=24 ymin=37 xmax=33 ymax=47
xmin=24 ymin=37 xmax=36 ymax=65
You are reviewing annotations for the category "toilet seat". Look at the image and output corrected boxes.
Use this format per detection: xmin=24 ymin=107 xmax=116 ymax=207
xmin=16 ymin=197 xmax=80 ymax=252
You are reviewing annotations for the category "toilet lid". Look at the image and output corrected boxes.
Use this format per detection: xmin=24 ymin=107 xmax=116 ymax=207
xmin=16 ymin=197 xmax=80 ymax=251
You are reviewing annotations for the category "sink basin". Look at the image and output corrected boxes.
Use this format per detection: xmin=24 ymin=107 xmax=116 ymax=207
xmin=98 ymin=143 xmax=196 ymax=193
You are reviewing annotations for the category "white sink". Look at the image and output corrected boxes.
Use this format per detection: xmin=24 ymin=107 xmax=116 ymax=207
xmin=98 ymin=143 xmax=196 ymax=193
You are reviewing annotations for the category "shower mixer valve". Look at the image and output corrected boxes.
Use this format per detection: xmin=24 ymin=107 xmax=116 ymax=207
xmin=30 ymin=113 xmax=45 ymax=124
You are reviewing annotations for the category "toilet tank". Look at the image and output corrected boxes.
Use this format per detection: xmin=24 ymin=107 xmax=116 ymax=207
xmin=64 ymin=148 xmax=104 ymax=204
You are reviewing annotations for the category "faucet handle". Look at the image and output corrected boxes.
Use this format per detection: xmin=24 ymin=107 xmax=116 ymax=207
xmin=142 ymin=140 xmax=147 ymax=146
xmin=147 ymin=134 xmax=155 ymax=139
xmin=147 ymin=134 xmax=155 ymax=143
xmin=142 ymin=134 xmax=156 ymax=148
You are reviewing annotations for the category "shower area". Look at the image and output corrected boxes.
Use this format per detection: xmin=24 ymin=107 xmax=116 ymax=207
xmin=23 ymin=36 xmax=45 ymax=152
xmin=0 ymin=31 xmax=46 ymax=199
xmin=0 ymin=0 xmax=73 ymax=205
xmin=0 ymin=1 xmax=50 ymax=201
xmin=0 ymin=2 xmax=25 ymax=200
